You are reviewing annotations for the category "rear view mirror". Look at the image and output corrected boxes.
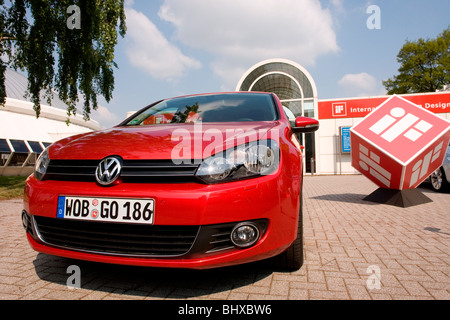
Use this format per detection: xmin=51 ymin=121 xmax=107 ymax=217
xmin=291 ymin=116 xmax=319 ymax=133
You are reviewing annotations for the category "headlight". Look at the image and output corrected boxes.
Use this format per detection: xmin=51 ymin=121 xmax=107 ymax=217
xmin=196 ymin=140 xmax=279 ymax=184
xmin=34 ymin=147 xmax=50 ymax=181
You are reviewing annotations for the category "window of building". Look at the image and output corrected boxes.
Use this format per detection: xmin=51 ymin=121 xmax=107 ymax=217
xmin=8 ymin=140 xmax=29 ymax=166
xmin=0 ymin=139 xmax=11 ymax=166
xmin=237 ymin=59 xmax=318 ymax=173
xmin=27 ymin=141 xmax=44 ymax=154
xmin=10 ymin=140 xmax=29 ymax=153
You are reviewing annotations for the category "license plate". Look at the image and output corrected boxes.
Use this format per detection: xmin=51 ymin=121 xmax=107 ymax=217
xmin=57 ymin=196 xmax=154 ymax=224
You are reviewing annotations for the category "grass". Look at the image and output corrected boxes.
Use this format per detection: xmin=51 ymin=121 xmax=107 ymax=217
xmin=0 ymin=176 xmax=28 ymax=200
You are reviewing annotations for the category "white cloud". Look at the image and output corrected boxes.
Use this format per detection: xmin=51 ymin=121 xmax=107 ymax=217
xmin=91 ymin=105 xmax=121 ymax=129
xmin=330 ymin=0 xmax=344 ymax=9
xmin=158 ymin=0 xmax=339 ymax=90
xmin=338 ymin=72 xmax=384 ymax=97
xmin=327 ymin=0 xmax=344 ymax=12
xmin=124 ymin=7 xmax=201 ymax=81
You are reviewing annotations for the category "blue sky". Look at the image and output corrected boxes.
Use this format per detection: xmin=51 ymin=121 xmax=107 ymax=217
xmin=91 ymin=0 xmax=450 ymax=128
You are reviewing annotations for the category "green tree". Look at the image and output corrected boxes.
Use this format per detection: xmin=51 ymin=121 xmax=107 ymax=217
xmin=0 ymin=0 xmax=126 ymax=123
xmin=383 ymin=27 xmax=450 ymax=94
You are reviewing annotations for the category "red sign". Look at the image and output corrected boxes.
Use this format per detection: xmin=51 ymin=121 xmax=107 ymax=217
xmin=319 ymin=92 xmax=450 ymax=119
xmin=350 ymin=95 xmax=450 ymax=190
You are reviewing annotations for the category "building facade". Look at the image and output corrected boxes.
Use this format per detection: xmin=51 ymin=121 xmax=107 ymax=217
xmin=236 ymin=59 xmax=319 ymax=173
xmin=237 ymin=59 xmax=450 ymax=175
xmin=317 ymin=92 xmax=450 ymax=175
xmin=1 ymin=69 xmax=101 ymax=176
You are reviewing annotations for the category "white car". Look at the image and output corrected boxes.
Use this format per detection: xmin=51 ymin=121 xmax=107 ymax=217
xmin=427 ymin=142 xmax=450 ymax=192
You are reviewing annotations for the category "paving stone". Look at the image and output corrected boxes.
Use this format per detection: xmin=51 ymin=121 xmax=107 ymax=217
xmin=0 ymin=175 xmax=448 ymax=300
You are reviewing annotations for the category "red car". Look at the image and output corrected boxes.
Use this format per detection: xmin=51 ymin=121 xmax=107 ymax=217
xmin=22 ymin=92 xmax=318 ymax=270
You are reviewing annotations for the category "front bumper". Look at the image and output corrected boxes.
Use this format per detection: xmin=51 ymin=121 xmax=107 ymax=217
xmin=23 ymin=171 xmax=300 ymax=269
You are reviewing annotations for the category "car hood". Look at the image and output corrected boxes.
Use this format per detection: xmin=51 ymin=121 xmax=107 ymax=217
xmin=49 ymin=122 xmax=280 ymax=160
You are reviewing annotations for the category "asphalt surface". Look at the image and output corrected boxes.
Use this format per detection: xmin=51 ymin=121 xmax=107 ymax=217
xmin=0 ymin=175 xmax=449 ymax=300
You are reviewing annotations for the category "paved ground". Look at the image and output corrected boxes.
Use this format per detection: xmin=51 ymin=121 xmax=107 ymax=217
xmin=0 ymin=175 xmax=449 ymax=300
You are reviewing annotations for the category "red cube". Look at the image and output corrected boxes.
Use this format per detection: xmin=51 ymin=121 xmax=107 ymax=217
xmin=351 ymin=95 xmax=450 ymax=190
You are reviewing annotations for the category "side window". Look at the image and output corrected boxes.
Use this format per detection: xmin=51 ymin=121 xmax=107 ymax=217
xmin=283 ymin=106 xmax=296 ymax=128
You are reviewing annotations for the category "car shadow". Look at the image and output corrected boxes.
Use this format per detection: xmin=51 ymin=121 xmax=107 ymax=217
xmin=417 ymin=182 xmax=450 ymax=194
xmin=33 ymin=253 xmax=277 ymax=299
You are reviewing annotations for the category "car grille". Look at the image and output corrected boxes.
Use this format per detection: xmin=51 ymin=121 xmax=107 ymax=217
xmin=44 ymin=159 xmax=200 ymax=183
xmin=33 ymin=216 xmax=200 ymax=257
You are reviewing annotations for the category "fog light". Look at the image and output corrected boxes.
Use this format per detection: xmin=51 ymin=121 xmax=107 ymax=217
xmin=231 ymin=222 xmax=260 ymax=248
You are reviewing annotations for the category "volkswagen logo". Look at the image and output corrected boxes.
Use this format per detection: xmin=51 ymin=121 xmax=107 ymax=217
xmin=95 ymin=157 xmax=122 ymax=186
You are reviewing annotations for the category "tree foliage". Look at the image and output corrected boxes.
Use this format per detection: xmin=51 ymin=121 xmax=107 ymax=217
xmin=0 ymin=0 xmax=126 ymax=122
xmin=383 ymin=27 xmax=450 ymax=94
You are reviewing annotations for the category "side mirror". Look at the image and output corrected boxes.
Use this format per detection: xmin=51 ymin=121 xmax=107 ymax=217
xmin=291 ymin=116 xmax=319 ymax=133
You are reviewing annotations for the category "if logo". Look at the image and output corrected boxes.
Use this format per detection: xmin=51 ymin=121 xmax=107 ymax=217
xmin=332 ymin=102 xmax=347 ymax=117
xmin=359 ymin=143 xmax=392 ymax=188
xmin=409 ymin=141 xmax=444 ymax=187
xmin=369 ymin=107 xmax=433 ymax=143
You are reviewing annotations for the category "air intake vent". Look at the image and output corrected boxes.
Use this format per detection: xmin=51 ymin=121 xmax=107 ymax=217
xmin=33 ymin=216 xmax=199 ymax=257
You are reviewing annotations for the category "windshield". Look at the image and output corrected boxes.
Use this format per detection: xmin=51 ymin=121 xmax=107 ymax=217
xmin=123 ymin=93 xmax=279 ymax=126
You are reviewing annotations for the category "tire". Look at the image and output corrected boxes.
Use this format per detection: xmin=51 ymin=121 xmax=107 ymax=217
xmin=273 ymin=181 xmax=304 ymax=271
xmin=430 ymin=167 xmax=449 ymax=192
